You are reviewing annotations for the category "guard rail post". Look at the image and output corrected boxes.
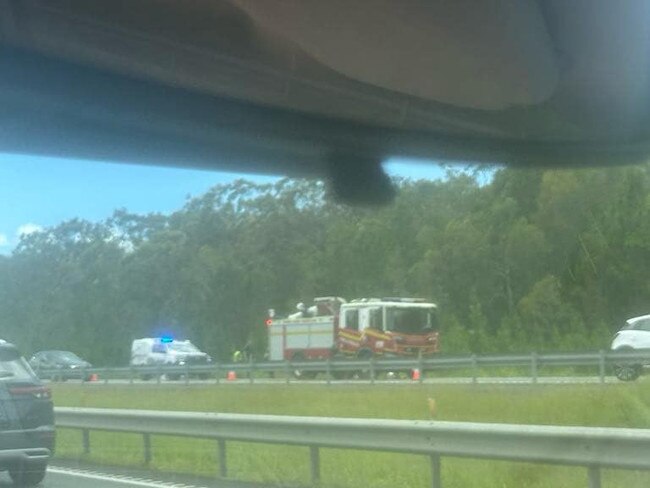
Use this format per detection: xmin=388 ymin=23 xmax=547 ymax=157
xmin=249 ymin=356 xmax=255 ymax=385
xmin=215 ymin=363 xmax=221 ymax=385
xmin=285 ymin=360 xmax=291 ymax=384
xmin=185 ymin=362 xmax=190 ymax=385
xmin=430 ymin=454 xmax=441 ymax=488
xmin=81 ymin=366 xmax=86 ymax=386
xmin=54 ymin=407 xmax=650 ymax=488
xmin=326 ymin=357 xmax=332 ymax=386
xmin=309 ymin=445 xmax=320 ymax=483
xmin=471 ymin=354 xmax=478 ymax=385
xmin=531 ymin=352 xmax=538 ymax=384
xmin=418 ymin=350 xmax=424 ymax=384
xmin=104 ymin=368 xmax=109 ymax=384
xmin=218 ymin=439 xmax=227 ymax=478
xmin=588 ymin=466 xmax=601 ymax=488
xmin=82 ymin=429 xmax=90 ymax=455
xmin=143 ymin=433 xmax=152 ymax=465
xmin=370 ymin=356 xmax=376 ymax=385
xmin=129 ymin=365 xmax=134 ymax=385
xmin=598 ymin=350 xmax=606 ymax=384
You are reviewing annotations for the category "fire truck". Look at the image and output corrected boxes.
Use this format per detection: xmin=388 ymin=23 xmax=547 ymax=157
xmin=266 ymin=297 xmax=439 ymax=371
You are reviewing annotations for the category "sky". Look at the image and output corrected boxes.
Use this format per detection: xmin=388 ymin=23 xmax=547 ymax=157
xmin=0 ymin=153 xmax=480 ymax=252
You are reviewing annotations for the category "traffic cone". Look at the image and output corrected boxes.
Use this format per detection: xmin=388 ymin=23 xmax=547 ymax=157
xmin=89 ymin=373 xmax=98 ymax=382
xmin=412 ymin=368 xmax=420 ymax=381
xmin=227 ymin=371 xmax=237 ymax=381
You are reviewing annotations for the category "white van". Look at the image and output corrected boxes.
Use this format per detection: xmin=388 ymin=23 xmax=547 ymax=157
xmin=610 ymin=315 xmax=650 ymax=381
xmin=130 ymin=338 xmax=212 ymax=379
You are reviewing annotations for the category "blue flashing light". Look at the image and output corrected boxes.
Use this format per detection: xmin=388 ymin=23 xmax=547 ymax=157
xmin=160 ymin=336 xmax=174 ymax=343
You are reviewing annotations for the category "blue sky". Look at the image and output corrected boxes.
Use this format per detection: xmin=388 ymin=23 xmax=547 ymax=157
xmin=0 ymin=153 xmax=478 ymax=252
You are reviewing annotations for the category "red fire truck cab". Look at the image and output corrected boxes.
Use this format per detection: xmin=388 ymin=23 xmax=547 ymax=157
xmin=266 ymin=297 xmax=439 ymax=362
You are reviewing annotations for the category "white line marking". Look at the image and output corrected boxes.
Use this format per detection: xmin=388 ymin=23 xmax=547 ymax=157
xmin=48 ymin=466 xmax=208 ymax=488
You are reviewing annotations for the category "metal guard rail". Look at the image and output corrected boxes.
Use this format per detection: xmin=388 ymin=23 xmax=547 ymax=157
xmin=38 ymin=349 xmax=650 ymax=384
xmin=55 ymin=407 xmax=650 ymax=488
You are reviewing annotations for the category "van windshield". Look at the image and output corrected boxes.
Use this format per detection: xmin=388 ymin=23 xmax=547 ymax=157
xmin=168 ymin=342 xmax=200 ymax=353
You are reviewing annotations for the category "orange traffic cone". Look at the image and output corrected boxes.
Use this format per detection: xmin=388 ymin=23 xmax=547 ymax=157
xmin=89 ymin=373 xmax=98 ymax=382
xmin=227 ymin=371 xmax=237 ymax=381
xmin=412 ymin=368 xmax=421 ymax=381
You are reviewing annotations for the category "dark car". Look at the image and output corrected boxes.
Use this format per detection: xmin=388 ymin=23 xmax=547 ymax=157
xmin=0 ymin=341 xmax=54 ymax=486
xmin=29 ymin=351 xmax=93 ymax=382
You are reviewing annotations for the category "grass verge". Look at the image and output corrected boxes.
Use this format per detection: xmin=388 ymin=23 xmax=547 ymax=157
xmin=52 ymin=382 xmax=650 ymax=487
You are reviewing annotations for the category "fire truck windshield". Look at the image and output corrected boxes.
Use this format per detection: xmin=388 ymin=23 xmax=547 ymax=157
xmin=385 ymin=307 xmax=438 ymax=334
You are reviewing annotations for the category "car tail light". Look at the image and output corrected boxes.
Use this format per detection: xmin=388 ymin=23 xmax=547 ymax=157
xmin=9 ymin=386 xmax=51 ymax=399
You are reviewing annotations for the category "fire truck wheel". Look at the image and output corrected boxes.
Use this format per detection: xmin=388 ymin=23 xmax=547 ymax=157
xmin=331 ymin=370 xmax=350 ymax=379
xmin=356 ymin=349 xmax=374 ymax=379
xmin=291 ymin=352 xmax=317 ymax=379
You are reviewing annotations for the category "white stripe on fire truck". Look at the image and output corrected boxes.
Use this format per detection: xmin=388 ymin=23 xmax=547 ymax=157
xmin=269 ymin=329 xmax=334 ymax=336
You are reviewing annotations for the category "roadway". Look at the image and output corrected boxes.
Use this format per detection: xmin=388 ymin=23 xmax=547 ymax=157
xmin=0 ymin=465 xmax=218 ymax=488
xmin=59 ymin=375 xmax=628 ymax=386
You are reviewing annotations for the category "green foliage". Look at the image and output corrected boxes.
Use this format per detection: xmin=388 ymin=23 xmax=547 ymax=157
xmin=1 ymin=166 xmax=649 ymax=364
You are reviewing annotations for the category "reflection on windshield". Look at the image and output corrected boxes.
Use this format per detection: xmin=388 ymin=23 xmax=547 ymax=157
xmin=53 ymin=351 xmax=82 ymax=362
xmin=0 ymin=357 xmax=36 ymax=381
xmin=385 ymin=308 xmax=437 ymax=334
xmin=168 ymin=342 xmax=199 ymax=353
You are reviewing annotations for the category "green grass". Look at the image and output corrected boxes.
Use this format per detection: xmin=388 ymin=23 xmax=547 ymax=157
xmin=51 ymin=382 xmax=650 ymax=487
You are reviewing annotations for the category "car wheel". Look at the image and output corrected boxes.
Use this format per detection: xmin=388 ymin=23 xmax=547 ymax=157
xmin=613 ymin=347 xmax=642 ymax=381
xmin=355 ymin=349 xmax=374 ymax=379
xmin=331 ymin=370 xmax=351 ymax=380
xmin=9 ymin=462 xmax=47 ymax=486
xmin=614 ymin=363 xmax=641 ymax=381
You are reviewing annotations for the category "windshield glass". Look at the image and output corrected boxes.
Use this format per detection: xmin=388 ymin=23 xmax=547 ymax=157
xmin=4 ymin=152 xmax=649 ymax=488
xmin=0 ymin=355 xmax=37 ymax=381
xmin=4 ymin=7 xmax=650 ymax=484
xmin=385 ymin=307 xmax=438 ymax=334
xmin=168 ymin=342 xmax=200 ymax=353
xmin=52 ymin=351 xmax=83 ymax=363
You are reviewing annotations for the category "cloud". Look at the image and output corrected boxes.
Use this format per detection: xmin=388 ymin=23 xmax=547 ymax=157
xmin=16 ymin=223 xmax=43 ymax=237
xmin=0 ymin=234 xmax=7 ymax=246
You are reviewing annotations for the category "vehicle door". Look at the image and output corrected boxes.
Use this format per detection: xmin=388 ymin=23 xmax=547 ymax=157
xmin=28 ymin=353 xmax=44 ymax=374
xmin=36 ymin=353 xmax=56 ymax=374
xmin=151 ymin=342 xmax=169 ymax=364
xmin=361 ymin=307 xmax=389 ymax=351
xmin=338 ymin=308 xmax=363 ymax=353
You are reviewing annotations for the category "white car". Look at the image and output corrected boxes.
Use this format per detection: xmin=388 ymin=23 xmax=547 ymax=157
xmin=610 ymin=314 xmax=650 ymax=381
xmin=130 ymin=338 xmax=212 ymax=380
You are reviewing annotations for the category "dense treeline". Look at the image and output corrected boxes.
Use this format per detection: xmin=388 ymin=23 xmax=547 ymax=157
xmin=1 ymin=165 xmax=649 ymax=365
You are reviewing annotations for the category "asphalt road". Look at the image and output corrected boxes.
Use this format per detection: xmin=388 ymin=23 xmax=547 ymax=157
xmin=62 ymin=375 xmax=625 ymax=386
xmin=0 ymin=465 xmax=221 ymax=488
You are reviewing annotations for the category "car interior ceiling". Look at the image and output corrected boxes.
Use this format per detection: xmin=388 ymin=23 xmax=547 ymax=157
xmin=1 ymin=1 xmax=650 ymax=204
